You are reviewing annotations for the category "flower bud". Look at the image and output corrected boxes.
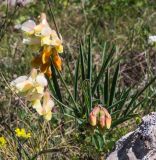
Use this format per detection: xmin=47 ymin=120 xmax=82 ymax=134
xmin=89 ymin=112 xmax=97 ymax=126
xmin=92 ymin=106 xmax=100 ymax=115
xmin=89 ymin=106 xmax=100 ymax=126
xmin=89 ymin=105 xmax=112 ymax=129
xmin=105 ymin=117 xmax=111 ymax=129
xmin=99 ymin=110 xmax=105 ymax=128
xmin=103 ymin=108 xmax=112 ymax=129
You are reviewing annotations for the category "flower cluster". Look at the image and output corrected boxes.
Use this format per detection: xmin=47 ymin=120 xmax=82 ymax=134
xmin=21 ymin=13 xmax=63 ymax=77
xmin=11 ymin=69 xmax=54 ymax=121
xmin=15 ymin=128 xmax=31 ymax=139
xmin=0 ymin=136 xmax=6 ymax=147
xmin=10 ymin=69 xmax=47 ymax=97
xmin=10 ymin=13 xmax=61 ymax=121
xmin=89 ymin=105 xmax=112 ymax=129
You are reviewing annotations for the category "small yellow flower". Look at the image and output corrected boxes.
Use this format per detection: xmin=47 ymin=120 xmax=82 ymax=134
xmin=15 ymin=128 xmax=31 ymax=139
xmin=0 ymin=136 xmax=7 ymax=147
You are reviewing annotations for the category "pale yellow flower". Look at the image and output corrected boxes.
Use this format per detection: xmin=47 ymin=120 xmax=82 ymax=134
xmin=10 ymin=68 xmax=47 ymax=96
xmin=10 ymin=69 xmax=48 ymax=110
xmin=10 ymin=69 xmax=55 ymax=120
xmin=21 ymin=13 xmax=63 ymax=77
xmin=21 ymin=13 xmax=63 ymax=50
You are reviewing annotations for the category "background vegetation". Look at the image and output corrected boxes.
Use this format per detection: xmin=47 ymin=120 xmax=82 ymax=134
xmin=1 ymin=0 xmax=156 ymax=159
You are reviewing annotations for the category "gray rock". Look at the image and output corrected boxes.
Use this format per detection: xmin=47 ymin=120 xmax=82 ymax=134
xmin=106 ymin=112 xmax=156 ymax=160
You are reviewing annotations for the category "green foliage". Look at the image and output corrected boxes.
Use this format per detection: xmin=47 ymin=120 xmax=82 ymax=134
xmin=1 ymin=1 xmax=156 ymax=159
xmin=47 ymin=36 xmax=156 ymax=152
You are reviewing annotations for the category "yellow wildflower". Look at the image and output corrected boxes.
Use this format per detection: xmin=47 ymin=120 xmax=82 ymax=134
xmin=15 ymin=128 xmax=31 ymax=139
xmin=0 ymin=136 xmax=6 ymax=147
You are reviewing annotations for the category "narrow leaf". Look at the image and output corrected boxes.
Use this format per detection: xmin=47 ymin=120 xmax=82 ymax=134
xmin=109 ymin=63 xmax=120 ymax=106
xmin=104 ymin=69 xmax=109 ymax=106
xmin=74 ymin=57 xmax=80 ymax=101
xmin=87 ymin=36 xmax=92 ymax=81
xmin=51 ymin=63 xmax=62 ymax=102
xmin=92 ymin=45 xmax=115 ymax=94
xmin=124 ymin=76 xmax=156 ymax=115
xmin=80 ymin=43 xmax=85 ymax=81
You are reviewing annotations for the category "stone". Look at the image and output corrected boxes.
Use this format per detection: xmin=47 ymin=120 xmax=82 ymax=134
xmin=106 ymin=112 xmax=156 ymax=160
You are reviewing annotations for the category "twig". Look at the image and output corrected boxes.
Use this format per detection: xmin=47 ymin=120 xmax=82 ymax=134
xmin=31 ymin=145 xmax=79 ymax=160
xmin=0 ymin=3 xmax=19 ymax=42
xmin=0 ymin=71 xmax=35 ymax=115
xmin=31 ymin=147 xmax=65 ymax=160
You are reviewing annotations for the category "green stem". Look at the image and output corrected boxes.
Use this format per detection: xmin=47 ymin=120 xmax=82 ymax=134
xmin=47 ymin=0 xmax=61 ymax=39
xmin=57 ymin=70 xmax=80 ymax=112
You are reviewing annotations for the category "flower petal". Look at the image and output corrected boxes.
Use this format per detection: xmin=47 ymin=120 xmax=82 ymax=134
xmin=89 ymin=112 xmax=97 ymax=126
xmin=21 ymin=20 xmax=36 ymax=34
xmin=43 ymin=91 xmax=50 ymax=107
xmin=11 ymin=76 xmax=28 ymax=85
xmin=26 ymin=93 xmax=43 ymax=101
xmin=103 ymin=108 xmax=111 ymax=119
xmin=41 ymin=27 xmax=53 ymax=36
xmin=105 ymin=117 xmax=112 ymax=129
xmin=45 ymin=66 xmax=52 ymax=77
xmin=99 ymin=115 xmax=105 ymax=128
xmin=41 ymin=36 xmax=52 ymax=46
xmin=35 ymin=86 xmax=44 ymax=94
xmin=52 ymin=51 xmax=62 ymax=71
xmin=18 ymin=81 xmax=33 ymax=92
xmin=30 ymin=68 xmax=38 ymax=80
xmin=31 ymin=55 xmax=42 ymax=68
xmin=41 ymin=46 xmax=52 ymax=64
xmin=56 ymin=45 xmax=63 ymax=53
xmin=44 ymin=111 xmax=52 ymax=121
xmin=23 ymin=37 xmax=40 ymax=45
xmin=11 ymin=76 xmax=33 ymax=93
xmin=32 ymin=99 xmax=43 ymax=115
xmin=43 ymin=92 xmax=54 ymax=112
xmin=36 ymin=74 xmax=48 ymax=87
